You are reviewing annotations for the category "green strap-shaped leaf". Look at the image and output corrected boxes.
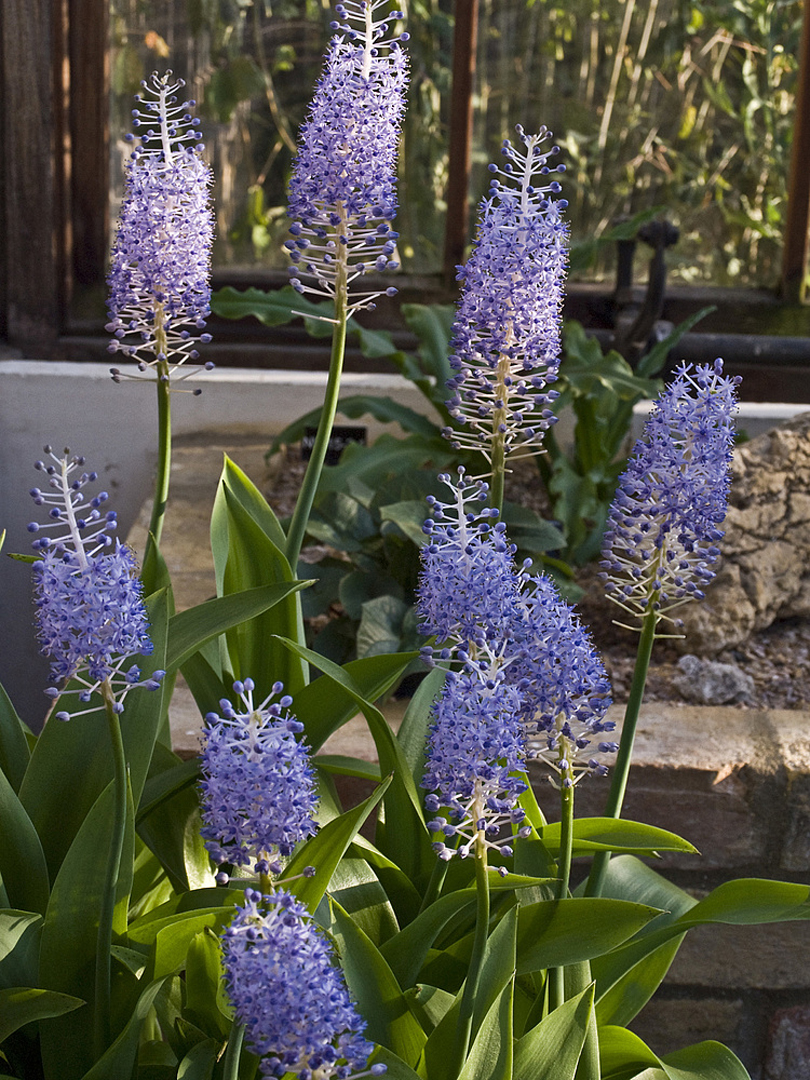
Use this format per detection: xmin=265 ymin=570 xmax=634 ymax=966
xmin=0 ymin=765 xmax=49 ymax=915
xmin=177 ymin=1038 xmax=220 ymax=1080
xmin=273 ymin=636 xmax=433 ymax=880
xmin=330 ymin=899 xmax=427 ymax=1067
xmin=136 ymin=742 xmax=212 ymax=894
xmin=0 ymin=986 xmax=84 ymax=1042
xmin=0 ymin=682 xmax=30 ymax=794
xmin=79 ymin=976 xmax=170 ymax=1080
xmin=595 ymin=932 xmax=686 ymax=1028
xmin=285 ymin=778 xmax=391 ymax=913
xmin=516 ymin=898 xmax=663 ymax=974
xmin=166 ymin=581 xmax=311 ymax=671
xmin=513 ymin=983 xmax=595 ymax=1080
xmin=180 ymin=929 xmax=232 ymax=1039
xmin=539 ymin=817 xmax=697 ymax=857
xmin=216 ymin=484 xmax=309 ymax=696
xmin=0 ymin=910 xmax=42 ymax=990
xmin=592 ymin=857 xmax=810 ymax=1020
xmin=457 ymin=976 xmax=514 ymax=1080
xmin=599 ymin=1025 xmax=751 ymax=1080
xmin=38 ymin=779 xmax=133 ymax=1080
xmin=292 ymin=650 xmax=417 ymax=752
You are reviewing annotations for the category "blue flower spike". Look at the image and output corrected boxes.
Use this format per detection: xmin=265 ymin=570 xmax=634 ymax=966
xmin=600 ymin=359 xmax=740 ymax=631
xmin=444 ymin=125 xmax=569 ymax=466
xmin=106 ymin=71 xmax=214 ymax=385
xmin=200 ymin=679 xmax=318 ymax=878
xmin=28 ymin=447 xmax=162 ymax=718
xmin=285 ymin=0 xmax=408 ymax=315
xmin=222 ymin=889 xmax=386 ymax=1078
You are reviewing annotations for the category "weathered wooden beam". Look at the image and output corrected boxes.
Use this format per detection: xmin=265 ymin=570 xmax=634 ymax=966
xmin=443 ymin=0 xmax=478 ymax=284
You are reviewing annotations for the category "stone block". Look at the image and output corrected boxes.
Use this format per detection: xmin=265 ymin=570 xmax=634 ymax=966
xmin=667 ymin=923 xmax=810 ymax=991
xmin=629 ymin=995 xmax=744 ymax=1059
xmin=764 ymin=1005 xmax=810 ymax=1080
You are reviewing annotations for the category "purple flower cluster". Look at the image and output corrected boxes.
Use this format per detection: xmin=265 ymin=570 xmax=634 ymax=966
xmin=27 ymin=448 xmax=161 ymax=717
xmin=417 ymin=470 xmax=519 ymax=655
xmin=417 ymin=471 xmax=614 ymax=850
xmin=444 ymin=126 xmax=568 ymax=463
xmin=285 ymin=1 xmax=408 ymax=314
xmin=510 ymin=575 xmax=616 ymax=784
xmin=601 ymin=359 xmax=739 ymax=629
xmin=222 ymin=889 xmax=384 ymax=1079
xmin=107 ymin=72 xmax=214 ymax=382
xmin=424 ymin=671 xmax=529 ymax=862
xmin=200 ymin=679 xmax=317 ymax=877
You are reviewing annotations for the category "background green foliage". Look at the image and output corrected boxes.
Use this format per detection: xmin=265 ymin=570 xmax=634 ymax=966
xmin=110 ymin=0 xmax=802 ymax=284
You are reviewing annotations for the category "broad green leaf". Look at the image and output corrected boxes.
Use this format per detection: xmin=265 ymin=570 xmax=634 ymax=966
xmin=403 ymin=984 xmax=455 ymax=1034
xmin=514 ymin=983 xmax=595 ymax=1080
xmin=0 ymin=910 xmax=42 ymax=990
xmin=142 ymin=910 xmax=235 ymax=979
xmin=595 ymin=932 xmax=685 ymax=1028
xmin=0 ymin=764 xmax=49 ymax=914
xmin=166 ymin=580 xmax=311 ymax=671
xmin=367 ymin=1046 xmax=424 ymax=1080
xmin=177 ymin=1038 xmax=220 ymax=1080
xmin=79 ymin=976 xmax=169 ymax=1080
xmin=136 ymin=741 xmax=213 ymax=894
xmin=136 ymin=757 xmax=200 ymax=826
xmin=681 ymin=877 xmax=810 ymax=925
xmin=540 ymin=818 xmax=697 ymax=857
xmin=184 ymin=928 xmax=231 ymax=1038
xmin=0 ymin=986 xmax=84 ymax=1041
xmin=331 ymin=899 xmax=426 ymax=1066
xmin=38 ymin=779 xmax=134 ymax=1080
xmin=0 ymin=682 xmax=30 ymax=793
xmin=599 ymin=1026 xmax=750 ymax=1080
xmin=218 ymin=485 xmax=308 ymax=696
xmin=516 ymin=898 xmax=663 ymax=974
xmin=314 ymin=754 xmax=382 ymax=782
xmin=285 ymin=778 xmax=391 ymax=913
xmin=395 ymin=666 xmax=445 ymax=790
xmin=273 ymin=636 xmax=433 ymax=880
xmin=321 ymin=856 xmax=399 ymax=946
xmin=457 ymin=977 xmax=514 ymax=1080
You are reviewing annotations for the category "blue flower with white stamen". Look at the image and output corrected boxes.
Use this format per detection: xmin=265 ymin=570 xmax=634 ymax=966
xmin=600 ymin=359 xmax=739 ymax=629
xmin=285 ymin=1 xmax=408 ymax=315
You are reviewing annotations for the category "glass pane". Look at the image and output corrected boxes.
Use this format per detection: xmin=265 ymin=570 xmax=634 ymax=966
xmin=109 ymin=0 xmax=452 ymax=275
xmin=472 ymin=0 xmax=803 ymax=286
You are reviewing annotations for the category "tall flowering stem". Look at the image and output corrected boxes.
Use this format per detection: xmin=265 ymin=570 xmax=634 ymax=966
xmin=586 ymin=360 xmax=739 ymax=897
xmin=106 ymin=72 xmax=214 ymax=563
xmin=27 ymin=449 xmax=162 ymax=1052
xmin=284 ymin=1 xmax=407 ymax=569
xmin=444 ymin=126 xmax=568 ymax=514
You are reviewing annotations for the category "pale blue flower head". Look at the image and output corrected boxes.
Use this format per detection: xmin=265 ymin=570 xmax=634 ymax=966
xmin=601 ymin=359 xmax=739 ymax=629
xmin=200 ymin=679 xmax=317 ymax=876
xmin=285 ymin=1 xmax=408 ymax=314
xmin=444 ymin=126 xmax=568 ymax=464
xmin=423 ymin=670 xmax=529 ymax=864
xmin=417 ymin=469 xmax=521 ymax=659
xmin=509 ymin=573 xmax=615 ymax=786
xmin=28 ymin=448 xmax=161 ymax=717
xmin=222 ymin=888 xmax=385 ymax=1079
xmin=107 ymin=71 xmax=214 ymax=383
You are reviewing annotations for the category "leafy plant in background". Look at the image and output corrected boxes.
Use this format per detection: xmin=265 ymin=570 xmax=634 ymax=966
xmin=110 ymin=0 xmax=802 ymax=284
xmin=4 ymin=7 xmax=810 ymax=1080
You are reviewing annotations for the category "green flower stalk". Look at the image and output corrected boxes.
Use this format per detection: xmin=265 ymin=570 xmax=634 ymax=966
xmin=283 ymin=0 xmax=408 ymax=568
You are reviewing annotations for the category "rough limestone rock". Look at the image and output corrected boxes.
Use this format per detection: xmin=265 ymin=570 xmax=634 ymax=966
xmin=677 ymin=411 xmax=810 ymax=654
xmin=671 ymin=654 xmax=754 ymax=705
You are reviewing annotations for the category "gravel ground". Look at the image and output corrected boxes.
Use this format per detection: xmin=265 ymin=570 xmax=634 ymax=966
xmin=268 ymin=448 xmax=810 ymax=712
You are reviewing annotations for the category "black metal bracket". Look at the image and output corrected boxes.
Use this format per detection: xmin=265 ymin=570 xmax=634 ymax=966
xmin=611 ymin=218 xmax=679 ymax=365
